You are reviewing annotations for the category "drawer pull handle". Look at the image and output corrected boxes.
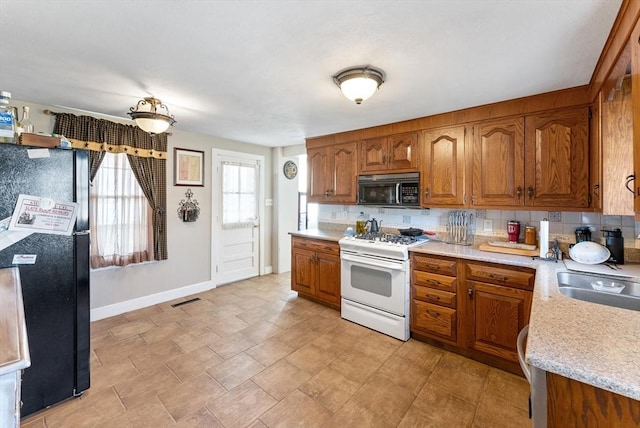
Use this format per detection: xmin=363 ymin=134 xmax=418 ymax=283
xmin=489 ymin=273 xmax=508 ymax=282
xmin=426 ymin=279 xmax=441 ymax=286
xmin=468 ymin=287 xmax=473 ymax=297
xmin=425 ymin=264 xmax=440 ymax=271
xmin=426 ymin=309 xmax=440 ymax=317
xmin=426 ymin=294 xmax=440 ymax=300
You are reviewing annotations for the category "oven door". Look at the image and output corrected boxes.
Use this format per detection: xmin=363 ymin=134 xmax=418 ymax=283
xmin=340 ymin=252 xmax=408 ymax=316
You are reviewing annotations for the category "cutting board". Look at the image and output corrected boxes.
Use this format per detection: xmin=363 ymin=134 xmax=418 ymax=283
xmin=478 ymin=242 xmax=539 ymax=257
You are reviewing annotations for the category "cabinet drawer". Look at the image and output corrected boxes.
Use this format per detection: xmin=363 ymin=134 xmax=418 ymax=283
xmin=412 ymin=285 xmax=456 ymax=308
xmin=412 ymin=254 xmax=457 ymax=276
xmin=292 ymin=237 xmax=339 ymax=256
xmin=465 ymin=262 xmax=534 ymax=290
xmin=412 ymin=300 xmax=456 ymax=341
xmin=413 ymin=270 xmax=457 ymax=292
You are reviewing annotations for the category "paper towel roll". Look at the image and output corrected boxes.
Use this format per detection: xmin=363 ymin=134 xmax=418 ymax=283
xmin=539 ymin=219 xmax=549 ymax=258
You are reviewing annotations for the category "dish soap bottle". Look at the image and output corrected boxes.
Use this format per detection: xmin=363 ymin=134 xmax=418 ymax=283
xmin=356 ymin=212 xmax=367 ymax=235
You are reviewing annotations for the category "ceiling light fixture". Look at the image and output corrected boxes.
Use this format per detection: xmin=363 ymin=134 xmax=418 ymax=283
xmin=128 ymin=97 xmax=176 ymax=134
xmin=333 ymin=65 xmax=385 ymax=105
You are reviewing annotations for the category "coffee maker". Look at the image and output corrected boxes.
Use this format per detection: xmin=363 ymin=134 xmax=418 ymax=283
xmin=602 ymin=228 xmax=624 ymax=264
xmin=575 ymin=226 xmax=592 ymax=243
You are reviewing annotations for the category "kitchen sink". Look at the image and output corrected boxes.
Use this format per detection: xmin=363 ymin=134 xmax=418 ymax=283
xmin=556 ymin=271 xmax=640 ymax=312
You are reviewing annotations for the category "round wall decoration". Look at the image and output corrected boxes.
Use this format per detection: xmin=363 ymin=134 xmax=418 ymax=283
xmin=283 ymin=160 xmax=298 ymax=179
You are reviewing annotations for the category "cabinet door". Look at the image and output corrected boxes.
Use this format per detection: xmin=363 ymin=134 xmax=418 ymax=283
xmin=421 ymin=126 xmax=466 ymax=206
xmin=330 ymin=142 xmax=358 ymax=203
xmin=307 ymin=147 xmax=330 ymax=202
xmin=388 ymin=132 xmax=419 ymax=171
xmin=524 ymin=107 xmax=589 ymax=208
xmin=359 ymin=137 xmax=388 ymax=173
xmin=316 ymin=252 xmax=341 ymax=305
xmin=291 ymin=248 xmax=317 ymax=296
xmin=471 ymin=118 xmax=525 ymax=207
xmin=466 ymin=280 xmax=531 ymax=362
xmin=633 ymin=20 xmax=640 ymax=213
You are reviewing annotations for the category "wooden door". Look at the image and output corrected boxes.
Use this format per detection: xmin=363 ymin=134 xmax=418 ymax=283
xmin=471 ymin=117 xmax=525 ymax=207
xmin=388 ymin=132 xmax=419 ymax=171
xmin=307 ymin=147 xmax=329 ymax=202
xmin=359 ymin=137 xmax=387 ymax=173
xmin=316 ymin=252 xmax=341 ymax=305
xmin=524 ymin=107 xmax=589 ymax=208
xmin=466 ymin=280 xmax=531 ymax=362
xmin=421 ymin=126 xmax=466 ymax=206
xmin=291 ymin=248 xmax=317 ymax=296
xmin=330 ymin=142 xmax=358 ymax=203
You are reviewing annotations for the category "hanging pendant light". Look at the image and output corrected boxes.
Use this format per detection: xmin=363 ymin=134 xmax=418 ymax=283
xmin=128 ymin=97 xmax=176 ymax=134
xmin=333 ymin=65 xmax=385 ymax=104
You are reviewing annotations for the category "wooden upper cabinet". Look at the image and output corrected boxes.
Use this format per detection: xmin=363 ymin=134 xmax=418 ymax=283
xmin=471 ymin=117 xmax=525 ymax=207
xmin=307 ymin=142 xmax=357 ymax=204
xmin=421 ymin=126 xmax=466 ymax=206
xmin=360 ymin=132 xmax=419 ymax=173
xmin=631 ymin=19 xmax=640 ymax=213
xmin=524 ymin=107 xmax=590 ymax=209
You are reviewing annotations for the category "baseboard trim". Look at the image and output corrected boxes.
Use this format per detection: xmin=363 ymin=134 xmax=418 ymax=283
xmin=90 ymin=279 xmax=215 ymax=322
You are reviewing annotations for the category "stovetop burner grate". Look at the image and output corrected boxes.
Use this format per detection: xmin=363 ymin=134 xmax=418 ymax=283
xmin=354 ymin=233 xmax=418 ymax=245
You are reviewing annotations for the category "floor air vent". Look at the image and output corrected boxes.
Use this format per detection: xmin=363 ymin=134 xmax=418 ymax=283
xmin=171 ymin=297 xmax=201 ymax=308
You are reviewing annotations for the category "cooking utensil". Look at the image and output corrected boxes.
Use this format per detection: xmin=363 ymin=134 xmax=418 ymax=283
xmin=398 ymin=227 xmax=423 ymax=236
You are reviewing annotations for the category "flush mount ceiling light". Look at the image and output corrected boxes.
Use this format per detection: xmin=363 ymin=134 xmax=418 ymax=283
xmin=128 ymin=97 xmax=176 ymax=134
xmin=333 ymin=65 xmax=385 ymax=104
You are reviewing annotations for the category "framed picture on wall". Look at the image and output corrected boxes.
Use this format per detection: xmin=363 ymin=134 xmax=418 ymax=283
xmin=174 ymin=148 xmax=204 ymax=186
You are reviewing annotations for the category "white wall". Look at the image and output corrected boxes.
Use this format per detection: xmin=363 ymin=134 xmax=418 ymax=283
xmin=10 ymin=99 xmax=277 ymax=318
xmin=271 ymin=145 xmax=305 ymax=273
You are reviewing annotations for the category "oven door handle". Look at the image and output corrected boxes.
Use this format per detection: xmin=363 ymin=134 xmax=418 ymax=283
xmin=341 ymin=253 xmax=405 ymax=271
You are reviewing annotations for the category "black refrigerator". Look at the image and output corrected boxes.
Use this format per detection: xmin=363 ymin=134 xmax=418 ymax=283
xmin=0 ymin=142 xmax=90 ymax=417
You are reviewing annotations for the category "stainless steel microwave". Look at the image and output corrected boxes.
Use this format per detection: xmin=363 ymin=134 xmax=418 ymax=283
xmin=357 ymin=172 xmax=420 ymax=207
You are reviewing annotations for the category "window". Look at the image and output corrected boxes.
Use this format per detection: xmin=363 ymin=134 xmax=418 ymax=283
xmin=221 ymin=161 xmax=257 ymax=229
xmin=89 ymin=153 xmax=153 ymax=268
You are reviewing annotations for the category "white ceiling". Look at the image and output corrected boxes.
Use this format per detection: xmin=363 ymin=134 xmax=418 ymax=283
xmin=0 ymin=0 xmax=622 ymax=147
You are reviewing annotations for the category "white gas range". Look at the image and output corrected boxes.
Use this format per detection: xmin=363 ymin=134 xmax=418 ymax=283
xmin=338 ymin=233 xmax=429 ymax=341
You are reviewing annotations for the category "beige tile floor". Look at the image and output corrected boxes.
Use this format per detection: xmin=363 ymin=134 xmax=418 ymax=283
xmin=21 ymin=273 xmax=531 ymax=428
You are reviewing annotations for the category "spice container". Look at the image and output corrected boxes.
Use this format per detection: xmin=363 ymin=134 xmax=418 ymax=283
xmin=525 ymin=226 xmax=537 ymax=246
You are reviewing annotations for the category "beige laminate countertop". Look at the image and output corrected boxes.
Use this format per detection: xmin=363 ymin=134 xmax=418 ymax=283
xmin=410 ymin=241 xmax=640 ymax=401
xmin=289 ymin=230 xmax=640 ymax=400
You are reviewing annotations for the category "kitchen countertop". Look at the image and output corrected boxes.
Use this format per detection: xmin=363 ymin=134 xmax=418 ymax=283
xmin=290 ymin=229 xmax=640 ymax=400
xmin=409 ymin=241 xmax=640 ymax=401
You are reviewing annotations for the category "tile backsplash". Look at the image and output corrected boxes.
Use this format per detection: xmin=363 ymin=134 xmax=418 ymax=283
xmin=310 ymin=204 xmax=640 ymax=248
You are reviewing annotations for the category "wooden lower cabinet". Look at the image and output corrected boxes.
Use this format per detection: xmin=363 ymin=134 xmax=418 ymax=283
xmin=410 ymin=253 xmax=534 ymax=369
xmin=546 ymin=371 xmax=640 ymax=428
xmin=291 ymin=236 xmax=340 ymax=309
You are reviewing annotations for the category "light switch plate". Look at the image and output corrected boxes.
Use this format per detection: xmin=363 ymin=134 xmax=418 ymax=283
xmin=548 ymin=211 xmax=562 ymax=222
xmin=402 ymin=215 xmax=411 ymax=224
xmin=484 ymin=219 xmax=493 ymax=232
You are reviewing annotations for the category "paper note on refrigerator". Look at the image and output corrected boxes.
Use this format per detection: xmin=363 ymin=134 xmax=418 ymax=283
xmin=0 ymin=217 xmax=34 ymax=252
xmin=8 ymin=194 xmax=79 ymax=236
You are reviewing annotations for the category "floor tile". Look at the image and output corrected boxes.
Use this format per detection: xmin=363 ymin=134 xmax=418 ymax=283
xmin=206 ymin=352 xmax=265 ymax=390
xmin=428 ymin=351 xmax=490 ymax=404
xmin=109 ymin=319 xmax=156 ymax=340
xmin=245 ymin=336 xmax=295 ymax=366
xmin=328 ymin=399 xmax=395 ymax=428
xmin=175 ymin=407 xmax=225 ymax=428
xmin=398 ymin=383 xmax=476 ymax=428
xmin=114 ymin=365 xmax=181 ymax=409
xmin=329 ymin=349 xmax=382 ymax=383
xmin=472 ymin=393 xmax=530 ymax=428
xmin=259 ymin=389 xmax=332 ymax=428
xmin=157 ymin=373 xmax=227 ymax=420
xmin=239 ymin=319 xmax=284 ymax=342
xmin=252 ymin=358 xmax=311 ymax=400
xmin=393 ymin=338 xmax=444 ymax=371
xmin=44 ymin=387 xmax=126 ymax=428
xmin=166 ymin=345 xmax=224 ymax=381
xmin=207 ymin=380 xmax=277 ymax=428
xmin=299 ymin=366 xmax=361 ymax=413
xmin=353 ymin=332 xmax=403 ymax=363
xmin=140 ymin=321 xmax=188 ymax=345
xmin=482 ymin=368 xmax=530 ymax=410
xmin=350 ymin=373 xmax=416 ymax=425
xmin=128 ymin=340 xmax=185 ymax=375
xmin=106 ymin=395 xmax=176 ymax=427
xmin=286 ymin=342 xmax=339 ymax=374
xmin=208 ymin=331 xmax=258 ymax=359
xmin=376 ymin=354 xmax=430 ymax=396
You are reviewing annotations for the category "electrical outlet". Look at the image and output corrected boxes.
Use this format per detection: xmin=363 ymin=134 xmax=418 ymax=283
xmin=421 ymin=209 xmax=430 ymax=215
xmin=484 ymin=219 xmax=493 ymax=232
xmin=476 ymin=209 xmax=486 ymax=219
xmin=548 ymin=211 xmax=562 ymax=222
xmin=378 ymin=208 xmax=385 ymax=214
xmin=402 ymin=215 xmax=411 ymax=224
xmin=342 ymin=211 xmax=348 ymax=219
xmin=330 ymin=212 xmax=336 ymax=219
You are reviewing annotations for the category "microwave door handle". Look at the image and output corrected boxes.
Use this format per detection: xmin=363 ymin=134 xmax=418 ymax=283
xmin=396 ymin=183 xmax=401 ymax=204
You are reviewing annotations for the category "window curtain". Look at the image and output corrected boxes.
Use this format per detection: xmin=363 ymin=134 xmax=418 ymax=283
xmin=221 ymin=161 xmax=257 ymax=229
xmin=53 ymin=112 xmax=168 ymax=260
